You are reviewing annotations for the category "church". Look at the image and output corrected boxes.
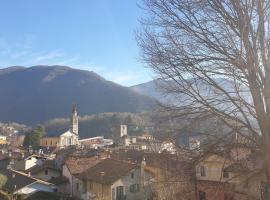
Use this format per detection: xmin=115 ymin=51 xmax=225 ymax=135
xmin=40 ymin=105 xmax=80 ymax=147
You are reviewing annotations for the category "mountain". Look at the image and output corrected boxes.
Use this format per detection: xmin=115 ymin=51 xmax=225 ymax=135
xmin=130 ymin=80 xmax=173 ymax=103
xmin=130 ymin=80 xmax=163 ymax=100
xmin=131 ymin=78 xmax=252 ymax=105
xmin=0 ymin=65 xmax=155 ymax=125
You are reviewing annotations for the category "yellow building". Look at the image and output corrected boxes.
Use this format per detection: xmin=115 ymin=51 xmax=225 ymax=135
xmin=0 ymin=139 xmax=8 ymax=145
xmin=40 ymin=137 xmax=60 ymax=147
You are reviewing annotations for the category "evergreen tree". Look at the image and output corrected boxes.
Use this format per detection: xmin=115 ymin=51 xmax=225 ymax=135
xmin=23 ymin=125 xmax=46 ymax=148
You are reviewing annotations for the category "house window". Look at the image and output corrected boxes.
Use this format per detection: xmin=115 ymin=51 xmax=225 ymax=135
xmin=199 ymin=191 xmax=206 ymax=200
xmin=45 ymin=169 xmax=48 ymax=175
xmin=116 ymin=186 xmax=124 ymax=200
xmin=76 ymin=183 xmax=79 ymax=191
xmin=223 ymin=170 xmax=229 ymax=178
xmin=130 ymin=184 xmax=140 ymax=193
xmin=200 ymin=166 xmax=206 ymax=177
xmin=131 ymin=172 xmax=134 ymax=179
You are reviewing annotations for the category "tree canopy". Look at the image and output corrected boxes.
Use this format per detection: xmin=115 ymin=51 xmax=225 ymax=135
xmin=138 ymin=0 xmax=270 ymax=197
xmin=23 ymin=125 xmax=46 ymax=148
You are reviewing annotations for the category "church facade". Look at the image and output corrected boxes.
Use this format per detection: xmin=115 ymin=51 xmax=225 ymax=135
xmin=40 ymin=105 xmax=79 ymax=148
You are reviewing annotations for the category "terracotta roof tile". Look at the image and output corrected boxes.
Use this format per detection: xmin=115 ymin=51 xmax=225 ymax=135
xmin=65 ymin=156 xmax=102 ymax=175
xmin=77 ymin=158 xmax=137 ymax=185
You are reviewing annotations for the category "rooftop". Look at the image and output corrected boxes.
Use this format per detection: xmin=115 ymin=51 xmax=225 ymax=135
xmin=77 ymin=158 xmax=137 ymax=185
xmin=0 ymin=169 xmax=39 ymax=193
xmin=65 ymin=155 xmax=104 ymax=175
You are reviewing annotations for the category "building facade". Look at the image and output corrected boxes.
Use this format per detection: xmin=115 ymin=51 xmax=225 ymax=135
xmin=40 ymin=105 xmax=79 ymax=148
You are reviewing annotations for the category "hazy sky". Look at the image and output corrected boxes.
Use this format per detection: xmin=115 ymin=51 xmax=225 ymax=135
xmin=0 ymin=0 xmax=153 ymax=86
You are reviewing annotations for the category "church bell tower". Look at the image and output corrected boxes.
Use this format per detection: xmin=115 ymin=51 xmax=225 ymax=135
xmin=70 ymin=104 xmax=78 ymax=135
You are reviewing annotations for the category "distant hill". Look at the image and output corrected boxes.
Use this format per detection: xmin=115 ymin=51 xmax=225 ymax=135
xmin=0 ymin=65 xmax=155 ymax=125
xmin=131 ymin=80 xmax=163 ymax=99
xmin=130 ymin=80 xmax=175 ymax=104
xmin=130 ymin=78 xmax=252 ymax=105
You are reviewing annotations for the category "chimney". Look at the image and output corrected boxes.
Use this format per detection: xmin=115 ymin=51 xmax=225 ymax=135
xmin=28 ymin=172 xmax=31 ymax=177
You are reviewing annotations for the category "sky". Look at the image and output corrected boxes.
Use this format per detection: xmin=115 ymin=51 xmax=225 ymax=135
xmin=0 ymin=0 xmax=153 ymax=86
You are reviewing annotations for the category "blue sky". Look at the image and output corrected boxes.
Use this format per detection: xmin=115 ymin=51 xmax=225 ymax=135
xmin=0 ymin=0 xmax=153 ymax=86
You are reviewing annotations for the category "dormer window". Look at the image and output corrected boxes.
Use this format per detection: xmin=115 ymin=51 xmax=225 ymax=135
xmin=200 ymin=166 xmax=206 ymax=177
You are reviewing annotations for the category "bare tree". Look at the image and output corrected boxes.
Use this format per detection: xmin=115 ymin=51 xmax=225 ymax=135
xmin=137 ymin=0 xmax=270 ymax=198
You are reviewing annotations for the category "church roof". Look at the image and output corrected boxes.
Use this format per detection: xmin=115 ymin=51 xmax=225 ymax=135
xmin=60 ymin=130 xmax=77 ymax=137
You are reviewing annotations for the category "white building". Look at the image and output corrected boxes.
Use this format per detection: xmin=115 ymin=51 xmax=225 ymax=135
xmin=0 ymin=135 xmax=6 ymax=141
xmin=79 ymin=136 xmax=113 ymax=149
xmin=120 ymin=125 xmax=128 ymax=137
xmin=161 ymin=139 xmax=176 ymax=154
xmin=59 ymin=104 xmax=79 ymax=147
xmin=40 ymin=104 xmax=80 ymax=148
xmin=119 ymin=125 xmax=137 ymax=147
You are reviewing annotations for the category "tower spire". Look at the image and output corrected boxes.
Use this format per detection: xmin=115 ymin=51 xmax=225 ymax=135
xmin=70 ymin=104 xmax=78 ymax=135
xmin=72 ymin=104 xmax=77 ymax=114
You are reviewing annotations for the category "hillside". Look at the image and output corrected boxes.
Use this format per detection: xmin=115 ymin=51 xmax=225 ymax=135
xmin=131 ymin=78 xmax=252 ymax=105
xmin=0 ymin=65 xmax=155 ymax=125
xmin=44 ymin=112 xmax=152 ymax=139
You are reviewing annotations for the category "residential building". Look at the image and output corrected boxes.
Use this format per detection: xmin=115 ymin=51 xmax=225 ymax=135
xmin=111 ymin=149 xmax=195 ymax=200
xmin=0 ymin=169 xmax=55 ymax=198
xmin=62 ymin=154 xmax=106 ymax=197
xmin=160 ymin=139 xmax=176 ymax=154
xmin=13 ymin=154 xmax=44 ymax=171
xmin=80 ymin=136 xmax=114 ymax=149
xmin=195 ymin=152 xmax=267 ymax=200
xmin=77 ymin=158 xmax=147 ymax=200
xmin=25 ymin=160 xmax=61 ymax=181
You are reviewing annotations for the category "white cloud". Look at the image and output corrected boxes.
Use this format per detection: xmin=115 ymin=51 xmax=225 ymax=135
xmin=10 ymin=50 xmax=29 ymax=59
xmin=53 ymin=56 xmax=80 ymax=66
xmin=32 ymin=50 xmax=65 ymax=62
xmin=104 ymin=70 xmax=148 ymax=86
